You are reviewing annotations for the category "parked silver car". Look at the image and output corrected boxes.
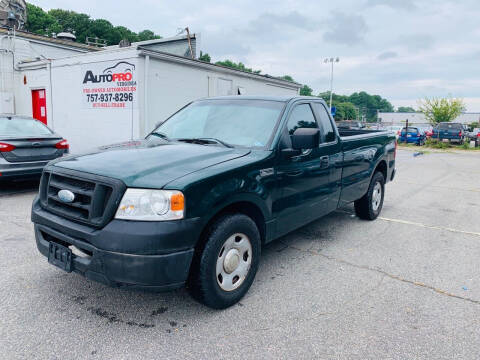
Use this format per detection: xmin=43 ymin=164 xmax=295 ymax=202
xmin=0 ymin=115 xmax=68 ymax=181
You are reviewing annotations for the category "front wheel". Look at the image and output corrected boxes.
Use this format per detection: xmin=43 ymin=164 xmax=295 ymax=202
xmin=354 ymin=171 xmax=385 ymax=220
xmin=188 ymin=214 xmax=261 ymax=309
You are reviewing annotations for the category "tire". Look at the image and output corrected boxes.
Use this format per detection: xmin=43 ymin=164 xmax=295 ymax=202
xmin=188 ymin=214 xmax=261 ymax=309
xmin=354 ymin=171 xmax=385 ymax=220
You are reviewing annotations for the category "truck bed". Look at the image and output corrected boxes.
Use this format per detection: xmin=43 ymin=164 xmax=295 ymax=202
xmin=339 ymin=129 xmax=388 ymax=139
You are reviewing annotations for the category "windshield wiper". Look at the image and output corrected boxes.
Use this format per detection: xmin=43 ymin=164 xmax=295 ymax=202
xmin=176 ymin=137 xmax=234 ymax=148
xmin=150 ymin=131 xmax=170 ymax=141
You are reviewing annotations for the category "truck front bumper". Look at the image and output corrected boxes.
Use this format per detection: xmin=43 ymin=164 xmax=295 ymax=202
xmin=32 ymin=198 xmax=201 ymax=291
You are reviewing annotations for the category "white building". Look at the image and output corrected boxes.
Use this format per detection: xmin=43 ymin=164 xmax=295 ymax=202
xmin=1 ymin=30 xmax=301 ymax=153
xmin=378 ymin=112 xmax=480 ymax=126
xmin=0 ymin=28 xmax=98 ymax=115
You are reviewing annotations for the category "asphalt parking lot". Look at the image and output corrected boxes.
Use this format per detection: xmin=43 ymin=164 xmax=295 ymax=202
xmin=1 ymin=149 xmax=480 ymax=359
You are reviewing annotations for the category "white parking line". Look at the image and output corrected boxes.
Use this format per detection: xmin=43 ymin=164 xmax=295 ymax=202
xmin=379 ymin=216 xmax=480 ymax=237
xmin=336 ymin=209 xmax=480 ymax=237
xmin=398 ymin=180 xmax=480 ymax=193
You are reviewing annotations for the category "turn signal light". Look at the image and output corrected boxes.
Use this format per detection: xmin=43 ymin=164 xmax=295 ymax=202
xmin=170 ymin=193 xmax=185 ymax=211
xmin=55 ymin=139 xmax=69 ymax=149
xmin=0 ymin=142 xmax=15 ymax=152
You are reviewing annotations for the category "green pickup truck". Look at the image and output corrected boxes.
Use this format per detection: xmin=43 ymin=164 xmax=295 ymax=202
xmin=32 ymin=96 xmax=396 ymax=309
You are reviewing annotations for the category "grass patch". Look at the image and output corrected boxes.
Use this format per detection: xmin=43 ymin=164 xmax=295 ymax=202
xmin=398 ymin=139 xmax=480 ymax=151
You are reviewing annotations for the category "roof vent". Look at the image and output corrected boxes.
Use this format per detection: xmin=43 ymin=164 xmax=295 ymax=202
xmin=56 ymin=32 xmax=76 ymax=42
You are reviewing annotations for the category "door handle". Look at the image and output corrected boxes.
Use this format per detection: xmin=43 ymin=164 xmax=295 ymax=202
xmin=320 ymin=156 xmax=329 ymax=168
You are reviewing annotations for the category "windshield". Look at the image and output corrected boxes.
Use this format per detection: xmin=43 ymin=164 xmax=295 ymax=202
xmin=0 ymin=117 xmax=53 ymax=137
xmin=437 ymin=123 xmax=462 ymax=130
xmin=149 ymin=99 xmax=285 ymax=148
xmin=401 ymin=127 xmax=419 ymax=134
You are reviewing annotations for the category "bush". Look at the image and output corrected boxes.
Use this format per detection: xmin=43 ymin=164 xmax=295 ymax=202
xmin=425 ymin=138 xmax=451 ymax=149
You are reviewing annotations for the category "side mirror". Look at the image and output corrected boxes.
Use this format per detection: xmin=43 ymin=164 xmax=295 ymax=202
xmin=291 ymin=128 xmax=320 ymax=150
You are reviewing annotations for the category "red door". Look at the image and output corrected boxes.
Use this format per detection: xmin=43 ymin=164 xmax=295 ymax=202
xmin=32 ymin=89 xmax=47 ymax=125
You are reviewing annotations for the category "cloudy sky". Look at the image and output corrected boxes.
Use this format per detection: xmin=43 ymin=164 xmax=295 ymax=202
xmin=32 ymin=0 xmax=480 ymax=111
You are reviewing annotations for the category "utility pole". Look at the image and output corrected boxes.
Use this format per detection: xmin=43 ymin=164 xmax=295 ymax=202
xmin=405 ymin=119 xmax=409 ymax=143
xmin=324 ymin=57 xmax=339 ymax=112
xmin=185 ymin=27 xmax=194 ymax=59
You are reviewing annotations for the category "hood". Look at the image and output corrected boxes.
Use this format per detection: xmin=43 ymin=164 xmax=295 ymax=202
xmin=52 ymin=140 xmax=250 ymax=188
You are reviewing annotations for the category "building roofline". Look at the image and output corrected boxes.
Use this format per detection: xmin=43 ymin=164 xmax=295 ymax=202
xmin=0 ymin=28 xmax=101 ymax=52
xmin=106 ymin=33 xmax=197 ymax=49
xmin=138 ymin=47 xmax=302 ymax=89
xmin=14 ymin=40 xmax=302 ymax=90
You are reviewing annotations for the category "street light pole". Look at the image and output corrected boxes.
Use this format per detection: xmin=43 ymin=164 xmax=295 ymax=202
xmin=324 ymin=57 xmax=340 ymax=112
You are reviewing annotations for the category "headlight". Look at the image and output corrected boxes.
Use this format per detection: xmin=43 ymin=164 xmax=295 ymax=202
xmin=115 ymin=189 xmax=184 ymax=221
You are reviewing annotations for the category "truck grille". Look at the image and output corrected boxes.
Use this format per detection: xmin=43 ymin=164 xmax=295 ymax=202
xmin=39 ymin=169 xmax=126 ymax=228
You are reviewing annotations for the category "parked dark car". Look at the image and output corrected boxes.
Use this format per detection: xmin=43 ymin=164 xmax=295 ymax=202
xmin=399 ymin=127 xmax=426 ymax=145
xmin=431 ymin=123 xmax=465 ymax=144
xmin=0 ymin=115 xmax=68 ymax=180
xmin=32 ymin=96 xmax=396 ymax=309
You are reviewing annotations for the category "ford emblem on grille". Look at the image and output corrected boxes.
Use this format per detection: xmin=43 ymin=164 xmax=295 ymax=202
xmin=58 ymin=189 xmax=75 ymax=203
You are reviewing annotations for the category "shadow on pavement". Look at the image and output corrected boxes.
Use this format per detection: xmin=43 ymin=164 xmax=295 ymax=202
xmin=0 ymin=177 xmax=41 ymax=196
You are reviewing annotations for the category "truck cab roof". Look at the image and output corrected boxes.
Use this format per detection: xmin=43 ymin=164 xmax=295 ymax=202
xmin=200 ymin=95 xmax=325 ymax=103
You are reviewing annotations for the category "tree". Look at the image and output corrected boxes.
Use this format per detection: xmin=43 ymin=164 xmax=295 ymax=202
xmin=214 ymin=60 xmax=260 ymax=74
xmin=348 ymin=91 xmax=394 ymax=122
xmin=318 ymin=91 xmax=349 ymax=104
xmin=199 ymin=51 xmax=211 ymax=62
xmin=138 ymin=30 xmax=161 ymax=41
xmin=319 ymin=91 xmax=393 ymax=122
xmin=300 ymin=85 xmax=313 ymax=96
xmin=25 ymin=4 xmax=161 ymax=45
xmin=418 ymin=97 xmax=466 ymax=124
xmin=333 ymin=101 xmax=357 ymax=120
xmin=25 ymin=3 xmax=62 ymax=36
xmin=397 ymin=106 xmax=416 ymax=113
xmin=279 ymin=75 xmax=294 ymax=82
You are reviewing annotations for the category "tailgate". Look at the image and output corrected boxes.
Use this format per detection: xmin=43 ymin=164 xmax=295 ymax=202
xmin=1 ymin=137 xmax=64 ymax=163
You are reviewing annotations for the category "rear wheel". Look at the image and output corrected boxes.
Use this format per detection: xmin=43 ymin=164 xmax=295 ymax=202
xmin=188 ymin=214 xmax=261 ymax=309
xmin=354 ymin=171 xmax=385 ymax=220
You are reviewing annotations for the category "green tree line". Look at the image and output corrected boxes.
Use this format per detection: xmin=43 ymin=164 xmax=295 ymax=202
xmin=317 ymin=91 xmax=394 ymax=122
xmin=25 ymin=3 xmax=161 ymax=45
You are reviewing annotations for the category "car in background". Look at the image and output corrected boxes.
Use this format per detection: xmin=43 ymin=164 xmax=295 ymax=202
xmin=337 ymin=120 xmax=365 ymax=130
xmin=384 ymin=125 xmax=403 ymax=139
xmin=417 ymin=126 xmax=433 ymax=138
xmin=399 ymin=127 xmax=426 ymax=145
xmin=0 ymin=115 xmax=69 ymax=181
xmin=466 ymin=128 xmax=480 ymax=145
xmin=431 ymin=123 xmax=465 ymax=144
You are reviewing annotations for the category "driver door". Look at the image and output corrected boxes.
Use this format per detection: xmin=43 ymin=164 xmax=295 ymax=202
xmin=274 ymin=102 xmax=333 ymax=237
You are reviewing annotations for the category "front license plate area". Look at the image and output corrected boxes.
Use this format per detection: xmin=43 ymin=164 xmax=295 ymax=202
xmin=48 ymin=242 xmax=73 ymax=272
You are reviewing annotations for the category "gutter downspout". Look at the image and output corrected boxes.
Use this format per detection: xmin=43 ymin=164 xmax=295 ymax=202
xmin=142 ymin=55 xmax=150 ymax=138
xmin=48 ymin=61 xmax=54 ymax=129
xmin=0 ymin=34 xmax=18 ymax=113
